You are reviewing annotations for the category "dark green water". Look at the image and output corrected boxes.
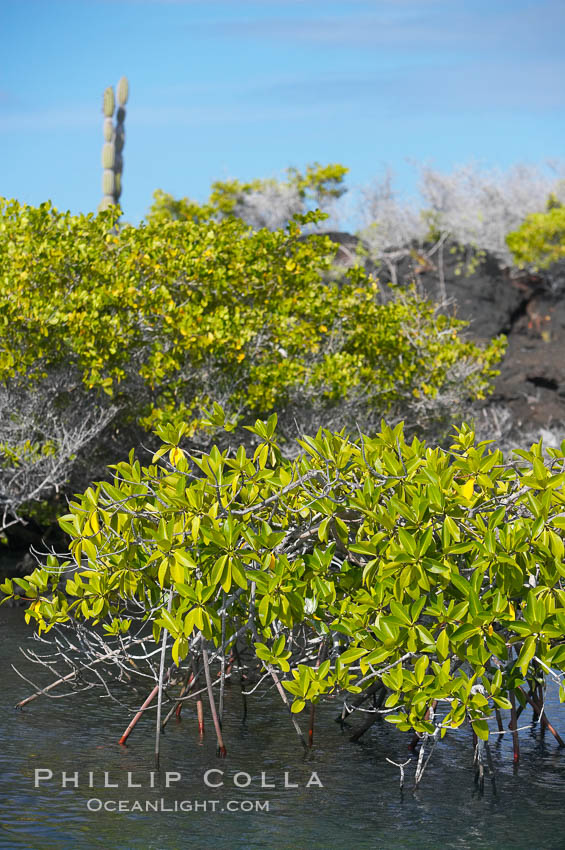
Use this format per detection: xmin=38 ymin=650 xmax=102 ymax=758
xmin=1 ymin=606 xmax=564 ymax=850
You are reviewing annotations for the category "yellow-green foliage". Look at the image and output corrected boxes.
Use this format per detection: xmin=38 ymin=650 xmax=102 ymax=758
xmin=148 ymin=189 xmax=212 ymax=225
xmin=148 ymin=161 xmax=348 ymax=224
xmin=5 ymin=416 xmax=565 ymax=738
xmin=0 ymin=197 xmax=502 ymax=447
xmin=506 ymin=205 xmax=565 ymax=269
xmin=285 ymin=162 xmax=349 ymax=202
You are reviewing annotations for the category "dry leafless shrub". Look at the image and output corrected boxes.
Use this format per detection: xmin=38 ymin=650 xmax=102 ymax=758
xmin=356 ymin=161 xmax=565 ymax=268
xmin=0 ymin=372 xmax=118 ymax=530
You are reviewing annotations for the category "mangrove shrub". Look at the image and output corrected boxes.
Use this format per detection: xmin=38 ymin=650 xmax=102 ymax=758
xmin=4 ymin=414 xmax=565 ymax=754
xmin=0 ymin=197 xmax=502 ymax=525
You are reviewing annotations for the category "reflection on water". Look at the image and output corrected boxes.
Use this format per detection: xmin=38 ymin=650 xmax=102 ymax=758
xmin=1 ymin=607 xmax=565 ymax=850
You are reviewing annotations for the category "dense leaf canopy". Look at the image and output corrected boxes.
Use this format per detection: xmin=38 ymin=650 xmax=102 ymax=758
xmin=506 ymin=205 xmax=565 ymax=269
xmin=4 ymin=415 xmax=565 ymax=742
xmin=0 ymin=198 xmax=503 ymax=524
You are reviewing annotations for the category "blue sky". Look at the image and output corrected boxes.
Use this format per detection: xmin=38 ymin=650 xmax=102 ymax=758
xmin=1 ymin=0 xmax=563 ymax=224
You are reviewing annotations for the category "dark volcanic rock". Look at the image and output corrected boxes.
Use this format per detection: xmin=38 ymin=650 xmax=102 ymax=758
xmin=393 ymin=246 xmax=565 ymax=431
xmin=321 ymin=233 xmax=565 ymax=432
xmin=377 ymin=243 xmax=529 ymax=343
xmin=492 ymin=288 xmax=565 ymax=430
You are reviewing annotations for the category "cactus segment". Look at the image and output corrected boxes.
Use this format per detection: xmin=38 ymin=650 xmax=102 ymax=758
xmin=102 ymin=142 xmax=116 ymax=170
xmin=99 ymin=78 xmax=128 ymax=212
xmin=102 ymin=170 xmax=116 ymax=196
xmin=103 ymin=87 xmax=115 ymax=118
xmin=114 ymin=126 xmax=125 ymax=153
xmin=116 ymin=76 xmax=129 ymax=107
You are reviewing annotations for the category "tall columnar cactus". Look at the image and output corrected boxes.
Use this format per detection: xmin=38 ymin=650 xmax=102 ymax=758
xmin=99 ymin=77 xmax=129 ymax=212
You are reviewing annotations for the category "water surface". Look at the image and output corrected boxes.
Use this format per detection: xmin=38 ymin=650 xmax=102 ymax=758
xmin=1 ymin=607 xmax=564 ymax=850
